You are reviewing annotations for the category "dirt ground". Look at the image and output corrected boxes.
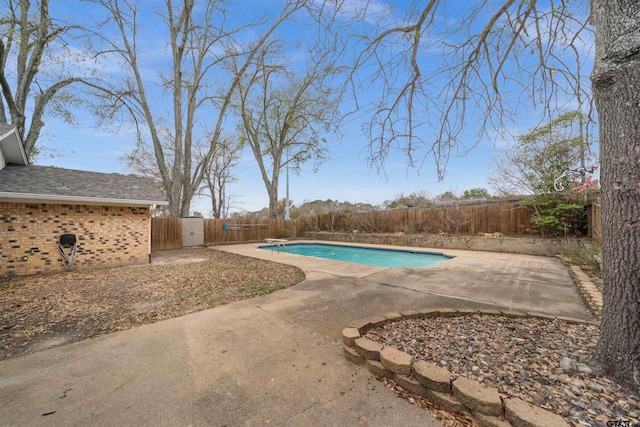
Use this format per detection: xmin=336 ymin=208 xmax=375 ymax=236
xmin=0 ymin=247 xmax=304 ymax=359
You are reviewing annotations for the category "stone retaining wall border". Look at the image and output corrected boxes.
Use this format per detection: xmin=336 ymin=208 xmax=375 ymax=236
xmin=343 ymin=308 xmax=600 ymax=427
xmin=302 ymin=231 xmax=598 ymax=258
xmin=566 ymin=263 xmax=603 ymax=320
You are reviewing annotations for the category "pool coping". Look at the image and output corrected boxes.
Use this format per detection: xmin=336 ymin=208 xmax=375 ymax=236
xmin=256 ymin=241 xmax=454 ymax=268
xmin=217 ymin=240 xmax=597 ymax=318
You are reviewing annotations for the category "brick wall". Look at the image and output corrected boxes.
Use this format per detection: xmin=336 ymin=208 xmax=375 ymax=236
xmin=0 ymin=202 xmax=150 ymax=277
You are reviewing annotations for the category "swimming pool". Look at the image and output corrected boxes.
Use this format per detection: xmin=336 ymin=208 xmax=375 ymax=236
xmin=258 ymin=243 xmax=452 ymax=268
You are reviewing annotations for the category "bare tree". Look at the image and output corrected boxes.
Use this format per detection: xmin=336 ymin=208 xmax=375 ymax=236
xmin=0 ymin=0 xmax=92 ymax=157
xmin=199 ymin=136 xmax=242 ymax=219
xmin=89 ymin=0 xmax=306 ymax=217
xmin=230 ymin=39 xmax=342 ymax=218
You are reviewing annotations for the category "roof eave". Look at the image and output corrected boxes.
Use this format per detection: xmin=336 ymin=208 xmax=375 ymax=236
xmin=0 ymin=128 xmax=29 ymax=165
xmin=0 ymin=192 xmax=169 ymax=207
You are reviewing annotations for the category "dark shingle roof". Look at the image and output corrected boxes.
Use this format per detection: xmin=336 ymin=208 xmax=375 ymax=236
xmin=0 ymin=164 xmax=167 ymax=206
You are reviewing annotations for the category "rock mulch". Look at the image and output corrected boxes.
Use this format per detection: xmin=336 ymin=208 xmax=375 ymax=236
xmin=344 ymin=309 xmax=640 ymax=427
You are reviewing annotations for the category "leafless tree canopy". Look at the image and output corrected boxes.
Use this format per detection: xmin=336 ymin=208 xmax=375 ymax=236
xmin=333 ymin=0 xmax=594 ymax=179
xmin=2 ymin=0 xmax=595 ymax=201
xmin=230 ymin=37 xmax=343 ymax=217
xmin=0 ymin=0 xmax=93 ymax=157
xmin=87 ymin=0 xmax=309 ymax=217
xmin=199 ymin=135 xmax=242 ymax=219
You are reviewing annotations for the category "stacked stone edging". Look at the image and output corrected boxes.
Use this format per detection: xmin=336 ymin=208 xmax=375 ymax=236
xmin=567 ymin=265 xmax=603 ymax=320
xmin=342 ymin=308 xmax=599 ymax=427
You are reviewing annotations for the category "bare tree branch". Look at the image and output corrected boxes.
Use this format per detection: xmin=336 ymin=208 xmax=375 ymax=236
xmin=0 ymin=0 xmax=94 ymax=158
xmin=87 ymin=0 xmax=307 ymax=216
xmin=338 ymin=0 xmax=594 ymax=179
xmin=231 ymin=37 xmax=343 ymax=217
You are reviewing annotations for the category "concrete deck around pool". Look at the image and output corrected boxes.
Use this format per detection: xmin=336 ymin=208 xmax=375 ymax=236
xmin=221 ymin=241 xmax=592 ymax=319
xmin=0 ymin=242 xmax=592 ymax=426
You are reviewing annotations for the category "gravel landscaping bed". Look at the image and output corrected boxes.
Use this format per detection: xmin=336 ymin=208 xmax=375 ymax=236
xmin=366 ymin=315 xmax=640 ymax=427
xmin=0 ymin=247 xmax=304 ymax=359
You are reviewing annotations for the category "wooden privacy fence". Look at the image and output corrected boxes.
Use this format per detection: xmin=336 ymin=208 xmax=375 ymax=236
xmin=151 ymin=217 xmax=296 ymax=250
xmin=151 ymin=217 xmax=182 ymax=251
xmin=151 ymin=194 xmax=603 ymax=250
xmin=297 ymin=201 xmax=532 ymax=235
xmin=586 ymin=192 xmax=602 ymax=244
xmin=204 ymin=219 xmax=296 ymax=243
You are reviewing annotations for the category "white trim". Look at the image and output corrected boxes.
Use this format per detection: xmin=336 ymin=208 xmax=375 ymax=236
xmin=0 ymin=192 xmax=168 ymax=207
xmin=0 ymin=127 xmax=28 ymax=165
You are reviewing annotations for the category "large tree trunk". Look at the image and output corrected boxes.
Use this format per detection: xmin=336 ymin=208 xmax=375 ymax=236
xmin=211 ymin=193 xmax=220 ymax=219
xmin=268 ymin=185 xmax=279 ymax=218
xmin=590 ymin=0 xmax=640 ymax=393
xmin=167 ymin=187 xmax=182 ymax=218
xmin=180 ymin=198 xmax=191 ymax=218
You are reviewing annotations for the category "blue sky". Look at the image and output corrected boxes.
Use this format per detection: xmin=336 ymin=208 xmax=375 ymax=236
xmin=28 ymin=0 xmax=595 ymax=215
xmin=43 ymin=106 xmax=497 ymax=212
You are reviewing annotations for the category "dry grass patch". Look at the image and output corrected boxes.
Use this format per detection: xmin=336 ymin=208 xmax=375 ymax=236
xmin=0 ymin=247 xmax=304 ymax=359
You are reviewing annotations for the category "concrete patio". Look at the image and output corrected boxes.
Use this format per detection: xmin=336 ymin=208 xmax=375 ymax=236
xmin=0 ymin=242 xmax=592 ymax=426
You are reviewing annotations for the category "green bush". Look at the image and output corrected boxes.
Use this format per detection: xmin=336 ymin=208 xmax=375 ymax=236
xmin=277 ymin=229 xmax=292 ymax=239
xmin=521 ymin=194 xmax=586 ymax=237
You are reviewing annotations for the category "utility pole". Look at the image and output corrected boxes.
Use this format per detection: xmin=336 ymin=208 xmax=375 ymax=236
xmin=285 ymin=149 xmax=290 ymax=220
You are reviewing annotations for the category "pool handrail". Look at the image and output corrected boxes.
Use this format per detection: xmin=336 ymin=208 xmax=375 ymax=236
xmin=264 ymin=238 xmax=288 ymax=252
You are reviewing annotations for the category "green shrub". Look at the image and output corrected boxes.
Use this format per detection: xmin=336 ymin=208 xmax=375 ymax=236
xmin=277 ymin=229 xmax=292 ymax=239
xmin=521 ymin=194 xmax=586 ymax=237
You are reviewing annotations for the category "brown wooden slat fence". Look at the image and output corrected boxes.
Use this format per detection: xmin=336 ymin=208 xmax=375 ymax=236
xmin=151 ymin=218 xmax=296 ymax=250
xmin=204 ymin=219 xmax=296 ymax=243
xmin=296 ymin=201 xmax=532 ymax=235
xmin=151 ymin=217 xmax=182 ymax=250
xmin=586 ymin=192 xmax=602 ymax=245
xmin=151 ymin=194 xmax=602 ymax=250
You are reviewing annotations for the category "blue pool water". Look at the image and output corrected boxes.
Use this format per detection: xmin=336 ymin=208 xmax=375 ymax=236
xmin=259 ymin=243 xmax=452 ymax=268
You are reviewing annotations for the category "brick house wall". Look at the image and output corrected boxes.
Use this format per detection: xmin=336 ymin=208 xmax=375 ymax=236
xmin=0 ymin=202 xmax=150 ymax=277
